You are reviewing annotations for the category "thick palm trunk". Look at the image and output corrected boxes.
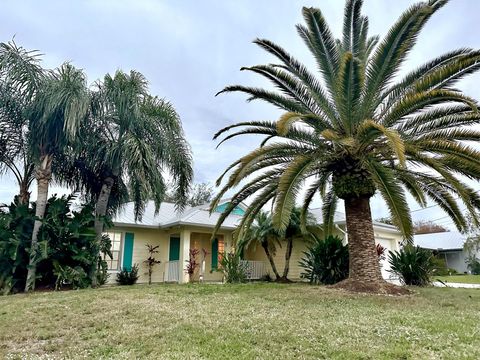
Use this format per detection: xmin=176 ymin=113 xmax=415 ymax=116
xmin=18 ymin=181 xmax=31 ymax=205
xmin=25 ymin=155 xmax=52 ymax=292
xmin=90 ymin=177 xmax=114 ymax=287
xmin=261 ymin=242 xmax=281 ymax=280
xmin=280 ymin=237 xmax=293 ymax=281
xmin=344 ymin=195 xmax=382 ymax=282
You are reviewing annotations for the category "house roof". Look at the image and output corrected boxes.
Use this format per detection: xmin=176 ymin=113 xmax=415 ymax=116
xmin=309 ymin=208 xmax=400 ymax=233
xmin=113 ymin=201 xmax=242 ymax=230
xmin=414 ymin=231 xmax=466 ymax=250
xmin=113 ymin=201 xmax=399 ymax=233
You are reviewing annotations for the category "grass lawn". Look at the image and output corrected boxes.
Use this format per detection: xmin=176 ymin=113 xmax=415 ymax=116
xmin=0 ymin=284 xmax=479 ymax=359
xmin=434 ymin=275 xmax=480 ymax=284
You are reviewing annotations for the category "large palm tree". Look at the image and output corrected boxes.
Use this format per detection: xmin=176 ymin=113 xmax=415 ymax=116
xmin=25 ymin=64 xmax=90 ymax=291
xmin=0 ymin=41 xmax=42 ymax=204
xmin=61 ymin=70 xmax=193 ymax=285
xmin=211 ymin=0 xmax=480 ymax=293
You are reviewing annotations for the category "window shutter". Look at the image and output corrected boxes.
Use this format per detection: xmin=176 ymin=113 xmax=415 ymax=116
xmin=211 ymin=238 xmax=218 ymax=269
xmin=123 ymin=232 xmax=135 ymax=271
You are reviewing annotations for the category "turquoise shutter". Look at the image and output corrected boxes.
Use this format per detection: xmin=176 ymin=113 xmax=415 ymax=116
xmin=123 ymin=232 xmax=135 ymax=271
xmin=211 ymin=238 xmax=218 ymax=269
xmin=169 ymin=237 xmax=180 ymax=261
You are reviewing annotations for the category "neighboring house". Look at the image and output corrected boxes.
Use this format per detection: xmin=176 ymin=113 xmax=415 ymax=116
xmin=243 ymin=209 xmax=403 ymax=281
xmin=414 ymin=231 xmax=470 ymax=273
xmin=107 ymin=199 xmax=245 ymax=283
xmin=109 ymin=201 xmax=403 ymax=283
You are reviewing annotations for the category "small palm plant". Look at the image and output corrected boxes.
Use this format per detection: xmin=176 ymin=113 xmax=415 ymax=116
xmin=211 ymin=0 xmax=480 ymax=293
xmin=143 ymin=244 xmax=161 ymax=285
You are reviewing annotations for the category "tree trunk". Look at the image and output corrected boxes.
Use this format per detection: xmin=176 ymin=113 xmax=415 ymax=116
xmin=280 ymin=237 xmax=293 ymax=282
xmin=344 ymin=195 xmax=383 ymax=282
xmin=261 ymin=242 xmax=280 ymax=280
xmin=90 ymin=177 xmax=114 ymax=287
xmin=25 ymin=155 xmax=52 ymax=292
xmin=18 ymin=180 xmax=31 ymax=205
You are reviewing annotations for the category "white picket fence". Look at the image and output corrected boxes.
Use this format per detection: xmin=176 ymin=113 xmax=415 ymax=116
xmin=241 ymin=260 xmax=266 ymax=280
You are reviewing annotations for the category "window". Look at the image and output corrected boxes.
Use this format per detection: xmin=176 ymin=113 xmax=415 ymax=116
xmin=103 ymin=231 xmax=123 ymax=271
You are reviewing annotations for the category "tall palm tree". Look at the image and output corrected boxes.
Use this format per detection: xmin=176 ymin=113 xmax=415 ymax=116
xmin=237 ymin=210 xmax=282 ymax=280
xmin=211 ymin=0 xmax=480 ymax=293
xmin=61 ymin=70 xmax=193 ymax=285
xmin=0 ymin=41 xmax=42 ymax=204
xmin=25 ymin=64 xmax=90 ymax=291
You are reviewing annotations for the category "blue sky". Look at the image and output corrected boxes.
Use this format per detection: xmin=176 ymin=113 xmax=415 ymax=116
xmin=0 ymin=0 xmax=479 ymax=228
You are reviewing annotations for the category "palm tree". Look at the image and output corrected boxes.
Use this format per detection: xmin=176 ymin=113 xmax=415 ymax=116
xmin=211 ymin=0 xmax=480 ymax=293
xmin=237 ymin=210 xmax=282 ymax=280
xmin=61 ymin=70 xmax=193 ymax=286
xmin=25 ymin=64 xmax=90 ymax=291
xmin=237 ymin=208 xmax=317 ymax=281
xmin=0 ymin=41 xmax=42 ymax=204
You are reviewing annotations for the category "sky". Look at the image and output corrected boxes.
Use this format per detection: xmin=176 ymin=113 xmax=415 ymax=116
xmin=1 ymin=0 xmax=479 ymax=229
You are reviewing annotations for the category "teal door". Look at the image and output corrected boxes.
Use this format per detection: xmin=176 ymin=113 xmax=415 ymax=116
xmin=169 ymin=237 xmax=180 ymax=261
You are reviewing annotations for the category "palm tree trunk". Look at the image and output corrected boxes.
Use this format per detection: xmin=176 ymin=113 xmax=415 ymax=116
xmin=261 ymin=242 xmax=281 ymax=280
xmin=280 ymin=237 xmax=293 ymax=281
xmin=25 ymin=155 xmax=52 ymax=292
xmin=90 ymin=177 xmax=114 ymax=287
xmin=344 ymin=195 xmax=383 ymax=282
xmin=18 ymin=179 xmax=31 ymax=205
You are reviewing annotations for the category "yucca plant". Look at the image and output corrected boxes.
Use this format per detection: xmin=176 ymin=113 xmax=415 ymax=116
xmin=388 ymin=245 xmax=435 ymax=286
xmin=211 ymin=0 xmax=480 ymax=293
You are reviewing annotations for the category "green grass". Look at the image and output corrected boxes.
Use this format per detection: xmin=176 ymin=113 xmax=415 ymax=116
xmin=434 ymin=275 xmax=480 ymax=284
xmin=0 ymin=284 xmax=479 ymax=359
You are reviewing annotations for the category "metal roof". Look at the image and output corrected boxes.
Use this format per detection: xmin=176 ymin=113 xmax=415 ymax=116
xmin=113 ymin=201 xmax=242 ymax=230
xmin=414 ymin=231 xmax=466 ymax=250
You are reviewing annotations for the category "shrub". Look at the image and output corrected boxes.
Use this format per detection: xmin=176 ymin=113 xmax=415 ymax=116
xmin=299 ymin=236 xmax=349 ymax=285
xmin=467 ymin=257 xmax=480 ymax=275
xmin=53 ymin=262 xmax=89 ymax=290
xmin=388 ymin=245 xmax=435 ymax=286
xmin=0 ymin=195 xmax=103 ymax=294
xmin=116 ymin=264 xmax=139 ymax=285
xmin=185 ymin=248 xmax=200 ymax=282
xmin=431 ymin=256 xmax=458 ymax=276
xmin=219 ymin=252 xmax=248 ymax=283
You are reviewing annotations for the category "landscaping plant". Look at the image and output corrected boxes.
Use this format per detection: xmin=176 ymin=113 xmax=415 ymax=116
xmin=299 ymin=236 xmax=349 ymax=285
xmin=388 ymin=245 xmax=435 ymax=286
xmin=143 ymin=244 xmax=161 ymax=285
xmin=219 ymin=252 xmax=248 ymax=283
xmin=185 ymin=248 xmax=200 ymax=282
xmin=116 ymin=264 xmax=139 ymax=285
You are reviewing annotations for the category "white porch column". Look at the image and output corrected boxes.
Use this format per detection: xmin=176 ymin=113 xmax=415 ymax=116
xmin=179 ymin=229 xmax=191 ymax=283
xmin=224 ymin=232 xmax=233 ymax=254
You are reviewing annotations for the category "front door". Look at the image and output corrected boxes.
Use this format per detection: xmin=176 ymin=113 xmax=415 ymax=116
xmin=168 ymin=237 xmax=180 ymax=282
xmin=169 ymin=237 xmax=180 ymax=261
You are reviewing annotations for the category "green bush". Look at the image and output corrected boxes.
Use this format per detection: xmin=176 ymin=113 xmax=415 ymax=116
xmin=0 ymin=195 xmax=109 ymax=294
xmin=299 ymin=236 xmax=349 ymax=285
xmin=219 ymin=252 xmax=248 ymax=283
xmin=388 ymin=245 xmax=435 ymax=286
xmin=116 ymin=264 xmax=139 ymax=285
xmin=431 ymin=256 xmax=458 ymax=276
xmin=467 ymin=257 xmax=480 ymax=275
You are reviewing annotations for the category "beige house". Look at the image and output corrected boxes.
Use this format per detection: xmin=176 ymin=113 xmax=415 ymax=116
xmin=108 ymin=200 xmax=403 ymax=283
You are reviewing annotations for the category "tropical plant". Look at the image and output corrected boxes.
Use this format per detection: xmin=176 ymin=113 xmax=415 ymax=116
xmin=0 ymin=41 xmax=41 ymax=205
xmin=59 ymin=70 xmax=193 ymax=286
xmin=185 ymin=248 xmax=200 ymax=282
xmin=299 ymin=235 xmax=349 ymax=285
xmin=0 ymin=200 xmax=33 ymax=294
xmin=236 ymin=210 xmax=282 ymax=280
xmin=211 ymin=0 xmax=480 ymax=293
xmin=467 ymin=258 xmax=480 ymax=275
xmin=0 ymin=194 xmax=102 ymax=293
xmin=219 ymin=252 xmax=248 ymax=283
xmin=388 ymin=245 xmax=435 ymax=286
xmin=143 ymin=244 xmax=161 ymax=285
xmin=116 ymin=264 xmax=139 ymax=285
